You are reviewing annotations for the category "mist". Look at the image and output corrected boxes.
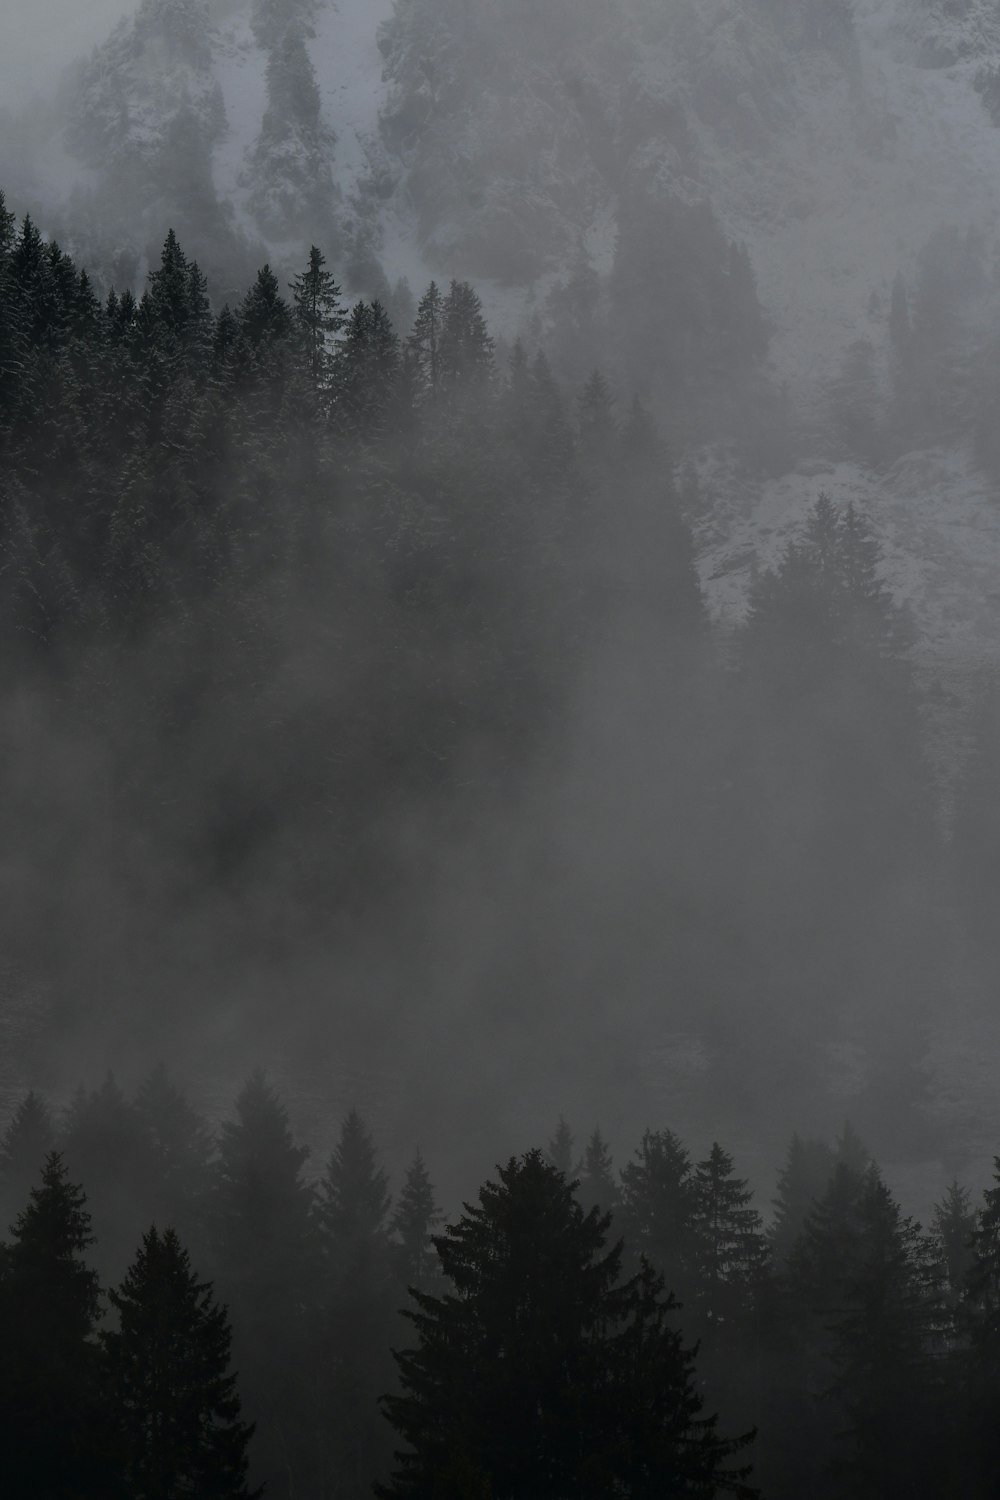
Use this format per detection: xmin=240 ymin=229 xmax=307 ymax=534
xmin=0 ymin=0 xmax=137 ymax=109
xmin=4 ymin=1 xmax=1000 ymax=1497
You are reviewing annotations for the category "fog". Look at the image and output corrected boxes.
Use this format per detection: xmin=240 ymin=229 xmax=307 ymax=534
xmin=0 ymin=0 xmax=136 ymax=109
xmin=4 ymin=4 xmax=1000 ymax=1490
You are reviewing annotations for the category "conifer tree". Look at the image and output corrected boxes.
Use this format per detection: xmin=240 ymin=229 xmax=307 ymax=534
xmin=576 ymin=1126 xmax=619 ymax=1218
xmin=439 ymin=279 xmax=493 ymax=388
xmin=210 ymin=1072 xmax=317 ymax=1498
xmin=290 ymin=243 xmax=345 ymax=390
xmin=770 ymin=1133 xmax=835 ymax=1268
xmin=133 ymin=1063 xmax=215 ymax=1259
xmin=408 ymin=281 xmax=443 ymax=403
xmin=0 ymin=1089 xmax=54 ymax=1230
xmin=379 ymin=1150 xmax=757 ymax=1500
xmin=933 ymin=1179 xmax=975 ymax=1314
xmin=692 ymin=1143 xmax=770 ymax=1342
xmin=315 ymin=1108 xmax=396 ymax=1496
xmin=0 ymin=1153 xmax=111 ymax=1498
xmin=619 ymin=1128 xmax=698 ymax=1305
xmin=104 ymin=1225 xmax=258 ymax=1499
xmin=60 ymin=1072 xmax=147 ymax=1281
xmin=334 ymin=299 xmax=401 ymax=436
xmin=391 ymin=1149 xmax=442 ymax=1293
xmin=240 ymin=264 xmax=294 ymax=347
xmin=546 ymin=1114 xmax=576 ymax=1178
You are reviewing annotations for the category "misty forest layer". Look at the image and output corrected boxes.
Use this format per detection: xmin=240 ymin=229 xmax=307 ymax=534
xmin=8 ymin=0 xmax=1000 ymax=1494
xmin=4 ymin=1072 xmax=1000 ymax=1499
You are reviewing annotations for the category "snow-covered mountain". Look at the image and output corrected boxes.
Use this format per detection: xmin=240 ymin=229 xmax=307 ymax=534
xmin=8 ymin=0 xmax=1000 ymax=670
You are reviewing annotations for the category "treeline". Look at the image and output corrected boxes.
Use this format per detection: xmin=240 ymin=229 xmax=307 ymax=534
xmin=0 ymin=184 xmax=989 ymax=1139
xmin=5 ymin=1079 xmax=1000 ymax=1498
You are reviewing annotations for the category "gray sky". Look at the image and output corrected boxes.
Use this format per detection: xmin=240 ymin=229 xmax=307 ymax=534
xmin=0 ymin=0 xmax=135 ymax=109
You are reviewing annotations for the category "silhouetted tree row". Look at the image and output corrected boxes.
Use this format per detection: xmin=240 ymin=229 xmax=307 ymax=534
xmin=7 ymin=1077 xmax=1000 ymax=1497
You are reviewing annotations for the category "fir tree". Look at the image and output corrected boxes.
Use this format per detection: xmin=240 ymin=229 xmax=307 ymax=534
xmin=769 ymin=1134 xmax=835 ymax=1268
xmin=408 ymin=281 xmax=443 ymax=403
xmin=439 ymin=279 xmax=493 ymax=389
xmin=0 ymin=1089 xmax=55 ymax=1231
xmin=546 ymin=1115 xmax=576 ymax=1178
xmin=334 ymin=299 xmax=401 ymax=436
xmin=239 ymin=264 xmax=294 ymax=347
xmin=576 ymin=1127 xmax=619 ymax=1218
xmin=933 ymin=1179 xmax=975 ymax=1313
xmin=104 ymin=1225 xmax=258 ymax=1499
xmin=0 ymin=1153 xmax=111 ymax=1498
xmin=391 ymin=1149 xmax=442 ymax=1293
xmin=315 ymin=1108 xmax=396 ymax=1496
xmin=619 ymin=1128 xmax=699 ymax=1306
xmin=379 ymin=1149 xmax=757 ymax=1500
xmin=290 ymin=243 xmax=345 ymax=390
xmin=133 ymin=1063 xmax=215 ymax=1260
xmin=210 ymin=1072 xmax=317 ymax=1498
xmin=60 ymin=1073 xmax=147 ymax=1282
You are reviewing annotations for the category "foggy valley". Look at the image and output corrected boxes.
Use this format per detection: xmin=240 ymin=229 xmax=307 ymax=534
xmin=4 ymin=0 xmax=1000 ymax=1495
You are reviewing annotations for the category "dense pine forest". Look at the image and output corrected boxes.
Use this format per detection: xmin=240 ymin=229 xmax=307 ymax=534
xmin=6 ymin=182 xmax=1000 ymax=1496
xmin=5 ymin=1071 xmax=1000 ymax=1499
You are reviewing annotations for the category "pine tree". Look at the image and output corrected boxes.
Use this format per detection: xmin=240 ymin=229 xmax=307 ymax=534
xmin=576 ymin=1127 xmax=619 ymax=1218
xmin=391 ymin=1150 xmax=442 ymax=1293
xmin=133 ymin=1064 xmax=215 ymax=1260
xmin=240 ymin=264 xmax=294 ymax=347
xmin=407 ymin=281 xmax=443 ymax=403
xmin=0 ymin=1153 xmax=111 ymax=1498
xmin=290 ymin=244 xmax=345 ymax=391
xmin=334 ymin=299 xmax=401 ymax=436
xmin=439 ymin=279 xmax=494 ymax=389
xmin=691 ymin=1143 xmax=770 ymax=1344
xmin=210 ymin=1072 xmax=317 ymax=1498
xmin=379 ymin=1150 xmax=757 ymax=1500
xmin=315 ymin=1108 xmax=396 ymax=1497
xmin=770 ymin=1134 xmax=835 ymax=1268
xmin=104 ymin=1225 xmax=258 ymax=1499
xmin=823 ymin=1168 xmax=946 ymax=1498
xmin=60 ymin=1073 xmax=148 ymax=1282
xmin=619 ymin=1128 xmax=699 ymax=1307
xmin=0 ymin=1089 xmax=55 ymax=1231
xmin=546 ymin=1115 xmax=576 ymax=1178
xmin=933 ymin=1179 xmax=975 ymax=1313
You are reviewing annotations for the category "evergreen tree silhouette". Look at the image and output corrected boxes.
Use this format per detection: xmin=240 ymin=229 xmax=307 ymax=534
xmin=210 ymin=1071 xmax=317 ymax=1498
xmin=391 ymin=1150 xmax=442 ymax=1293
xmin=0 ymin=1152 xmax=112 ymax=1497
xmin=379 ymin=1149 xmax=757 ymax=1499
xmin=0 ymin=1089 xmax=54 ymax=1231
xmin=104 ymin=1225 xmax=258 ymax=1499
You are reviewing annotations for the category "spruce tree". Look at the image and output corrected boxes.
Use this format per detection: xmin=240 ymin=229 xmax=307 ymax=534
xmin=290 ymin=243 xmax=345 ymax=391
xmin=133 ymin=1063 xmax=215 ymax=1260
xmin=0 ymin=1153 xmax=111 ymax=1498
xmin=0 ymin=1089 xmax=55 ymax=1231
xmin=769 ymin=1133 xmax=835 ymax=1269
xmin=104 ymin=1225 xmax=258 ymax=1499
xmin=439 ymin=279 xmax=493 ymax=388
xmin=379 ymin=1149 xmax=757 ymax=1500
xmin=933 ymin=1179 xmax=975 ymax=1314
xmin=546 ymin=1115 xmax=576 ymax=1178
xmin=60 ymin=1073 xmax=148 ymax=1282
xmin=315 ymin=1109 xmax=396 ymax=1497
xmin=390 ymin=1150 xmax=442 ymax=1293
xmin=334 ymin=299 xmax=401 ymax=436
xmin=240 ymin=264 xmax=294 ymax=347
xmin=576 ymin=1126 xmax=619 ymax=1218
xmin=619 ymin=1128 xmax=699 ymax=1306
xmin=407 ymin=281 xmax=443 ymax=403
xmin=210 ymin=1072 xmax=317 ymax=1498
